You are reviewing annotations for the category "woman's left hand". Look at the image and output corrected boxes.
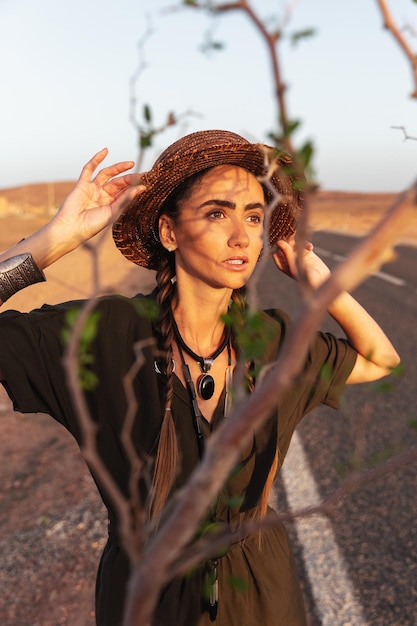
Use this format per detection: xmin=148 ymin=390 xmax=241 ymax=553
xmin=272 ymin=238 xmax=331 ymax=288
xmin=273 ymin=237 xmax=401 ymax=382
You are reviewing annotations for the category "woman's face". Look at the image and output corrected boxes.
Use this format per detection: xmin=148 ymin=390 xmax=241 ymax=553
xmin=159 ymin=165 xmax=265 ymax=291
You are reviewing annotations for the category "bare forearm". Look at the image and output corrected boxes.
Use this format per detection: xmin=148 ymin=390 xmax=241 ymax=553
xmin=273 ymin=241 xmax=400 ymax=383
xmin=0 ymin=217 xmax=79 ymax=271
xmin=328 ymin=291 xmax=400 ymax=383
xmin=0 ymin=150 xmax=142 ymax=274
xmin=0 ymin=218 xmax=80 ymax=307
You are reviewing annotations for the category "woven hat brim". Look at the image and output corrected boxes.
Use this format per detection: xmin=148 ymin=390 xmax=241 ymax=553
xmin=113 ymin=136 xmax=302 ymax=270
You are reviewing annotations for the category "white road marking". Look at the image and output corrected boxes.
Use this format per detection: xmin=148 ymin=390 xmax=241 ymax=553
xmin=372 ymin=271 xmax=405 ymax=287
xmin=314 ymin=247 xmax=333 ymax=258
xmin=314 ymin=247 xmax=406 ymax=288
xmin=281 ymin=431 xmax=367 ymax=625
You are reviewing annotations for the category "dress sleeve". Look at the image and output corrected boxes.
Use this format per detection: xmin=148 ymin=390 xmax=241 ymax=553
xmin=263 ymin=308 xmax=357 ymax=412
xmin=261 ymin=309 xmax=357 ymax=469
xmin=0 ymin=296 xmax=161 ymax=447
xmin=304 ymin=330 xmax=357 ymax=410
xmin=0 ymin=302 xmax=80 ymax=423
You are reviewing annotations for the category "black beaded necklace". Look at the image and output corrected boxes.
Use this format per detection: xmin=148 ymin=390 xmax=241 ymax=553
xmin=170 ymin=313 xmax=233 ymax=621
xmin=171 ymin=313 xmax=231 ymax=401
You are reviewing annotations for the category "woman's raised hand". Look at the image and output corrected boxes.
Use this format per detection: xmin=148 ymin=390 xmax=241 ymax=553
xmin=54 ymin=148 xmax=145 ymax=245
xmin=272 ymin=238 xmax=331 ymax=288
xmin=0 ymin=150 xmax=146 ymax=291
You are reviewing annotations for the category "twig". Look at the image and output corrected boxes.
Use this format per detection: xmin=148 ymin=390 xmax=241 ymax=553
xmin=62 ymin=238 xmax=144 ymax=563
xmin=188 ymin=0 xmax=294 ymax=152
xmin=119 ymin=338 xmax=157 ymax=556
xmin=168 ymin=440 xmax=417 ymax=577
xmin=375 ymin=0 xmax=417 ymax=98
xmin=391 ymin=125 xmax=417 ymax=141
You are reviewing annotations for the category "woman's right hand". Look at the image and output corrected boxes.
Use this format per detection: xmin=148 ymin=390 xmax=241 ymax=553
xmin=0 ymin=150 xmax=146 ymax=272
xmin=0 ymin=150 xmax=145 ymax=308
xmin=53 ymin=148 xmax=145 ymax=248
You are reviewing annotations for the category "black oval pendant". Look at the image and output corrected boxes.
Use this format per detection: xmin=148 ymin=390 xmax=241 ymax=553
xmin=197 ymin=374 xmax=215 ymax=400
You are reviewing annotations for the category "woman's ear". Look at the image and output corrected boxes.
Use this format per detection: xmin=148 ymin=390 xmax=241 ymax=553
xmin=159 ymin=214 xmax=177 ymax=252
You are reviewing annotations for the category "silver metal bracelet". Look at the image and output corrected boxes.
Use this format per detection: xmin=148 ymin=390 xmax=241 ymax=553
xmin=0 ymin=253 xmax=46 ymax=303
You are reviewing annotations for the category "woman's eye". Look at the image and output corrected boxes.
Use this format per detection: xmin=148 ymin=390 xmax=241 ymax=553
xmin=208 ymin=210 xmax=225 ymax=219
xmin=246 ymin=214 xmax=263 ymax=224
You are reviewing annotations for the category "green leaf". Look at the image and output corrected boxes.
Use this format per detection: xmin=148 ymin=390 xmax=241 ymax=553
xmin=228 ymin=462 xmax=243 ymax=480
xmin=81 ymin=310 xmax=101 ymax=344
xmin=374 ymin=381 xmax=393 ymax=393
xmin=143 ymin=103 xmax=152 ymax=123
xmin=80 ymin=369 xmax=99 ymax=391
xmin=409 ymin=419 xmax=417 ymax=433
xmin=226 ymin=575 xmax=249 ymax=592
xmin=200 ymin=39 xmax=225 ymax=54
xmin=61 ymin=307 xmax=102 ymax=391
xmin=369 ymin=445 xmax=399 ymax=466
xmin=284 ymin=119 xmax=301 ymax=137
xmin=390 ymin=362 xmax=405 ymax=377
xmin=373 ymin=363 xmax=404 ymax=392
xmin=319 ymin=362 xmax=333 ymax=383
xmin=133 ymin=297 xmax=159 ymax=321
xmin=209 ymin=41 xmax=224 ymax=50
xmin=222 ymin=307 xmax=277 ymax=363
xmin=224 ymin=495 xmax=244 ymax=509
xmin=290 ymin=28 xmax=316 ymax=47
xmin=140 ymin=133 xmax=152 ymax=149
xmin=335 ymin=459 xmax=349 ymax=478
xmin=297 ymin=140 xmax=314 ymax=169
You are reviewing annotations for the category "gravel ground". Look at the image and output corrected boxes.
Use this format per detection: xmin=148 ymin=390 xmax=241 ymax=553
xmin=0 ymin=403 xmax=107 ymax=625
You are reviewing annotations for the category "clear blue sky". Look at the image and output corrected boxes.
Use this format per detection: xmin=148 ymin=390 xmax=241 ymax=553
xmin=1 ymin=0 xmax=416 ymax=192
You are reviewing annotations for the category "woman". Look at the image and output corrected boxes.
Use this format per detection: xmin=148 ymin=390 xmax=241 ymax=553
xmin=0 ymin=130 xmax=399 ymax=625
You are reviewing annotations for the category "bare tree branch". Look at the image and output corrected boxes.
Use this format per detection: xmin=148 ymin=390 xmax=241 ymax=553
xmin=128 ymin=18 xmax=202 ymax=172
xmin=375 ymin=0 xmax=417 ymax=98
xmin=187 ymin=0 xmax=294 ymax=152
xmin=62 ymin=238 xmax=147 ymax=564
xmin=167 ymin=438 xmax=417 ymax=579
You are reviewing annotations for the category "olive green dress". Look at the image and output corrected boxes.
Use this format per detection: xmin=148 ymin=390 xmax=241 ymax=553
xmin=0 ymin=295 xmax=356 ymax=626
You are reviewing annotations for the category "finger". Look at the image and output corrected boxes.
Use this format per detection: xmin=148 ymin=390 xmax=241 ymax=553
xmin=110 ymin=184 xmax=147 ymax=220
xmin=274 ymin=240 xmax=298 ymax=277
xmin=273 ymin=248 xmax=289 ymax=271
xmin=94 ymin=161 xmax=135 ymax=186
xmin=78 ymin=148 xmax=109 ymax=181
xmin=294 ymin=239 xmax=314 ymax=258
xmin=103 ymin=173 xmax=145 ymax=195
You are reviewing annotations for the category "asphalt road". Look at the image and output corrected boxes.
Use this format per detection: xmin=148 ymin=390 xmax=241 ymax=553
xmin=257 ymin=232 xmax=417 ymax=626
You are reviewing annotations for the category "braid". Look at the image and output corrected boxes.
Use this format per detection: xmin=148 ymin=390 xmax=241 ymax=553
xmin=148 ymin=257 xmax=179 ymax=520
xmin=230 ymin=287 xmax=246 ymax=360
xmin=230 ymin=287 xmax=247 ymax=312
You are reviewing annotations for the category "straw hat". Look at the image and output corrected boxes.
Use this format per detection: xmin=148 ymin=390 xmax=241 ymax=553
xmin=112 ymin=129 xmax=303 ymax=270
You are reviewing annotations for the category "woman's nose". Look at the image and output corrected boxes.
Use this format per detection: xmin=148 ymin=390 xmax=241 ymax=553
xmin=228 ymin=220 xmax=250 ymax=248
